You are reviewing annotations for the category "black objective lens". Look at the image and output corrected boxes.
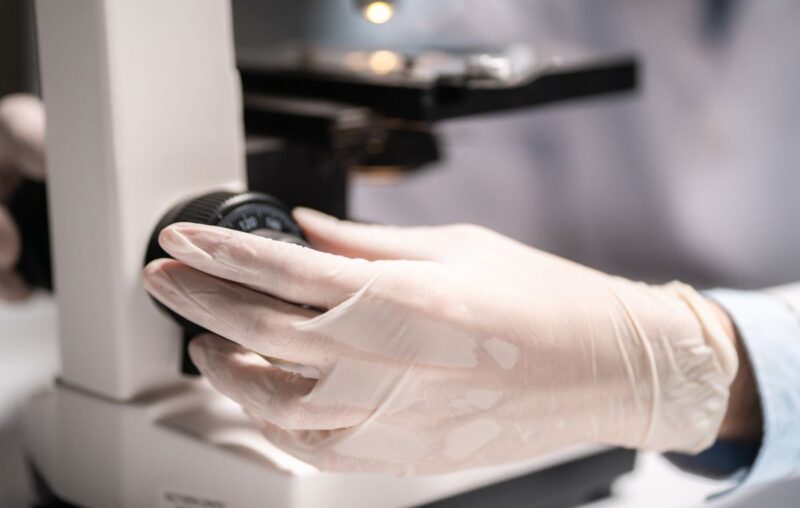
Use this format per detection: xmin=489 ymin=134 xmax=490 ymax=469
xmin=144 ymin=190 xmax=307 ymax=375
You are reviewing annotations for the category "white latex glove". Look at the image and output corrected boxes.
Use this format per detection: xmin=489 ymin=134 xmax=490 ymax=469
xmin=142 ymin=209 xmax=738 ymax=475
xmin=0 ymin=94 xmax=46 ymax=301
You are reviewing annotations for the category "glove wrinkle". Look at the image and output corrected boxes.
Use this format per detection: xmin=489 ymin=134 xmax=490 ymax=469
xmin=609 ymin=285 xmax=661 ymax=449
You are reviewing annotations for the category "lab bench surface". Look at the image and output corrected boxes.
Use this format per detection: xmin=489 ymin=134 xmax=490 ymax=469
xmin=1 ymin=297 xmax=797 ymax=508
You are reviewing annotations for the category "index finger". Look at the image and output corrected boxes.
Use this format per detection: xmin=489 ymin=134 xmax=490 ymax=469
xmin=158 ymin=223 xmax=381 ymax=309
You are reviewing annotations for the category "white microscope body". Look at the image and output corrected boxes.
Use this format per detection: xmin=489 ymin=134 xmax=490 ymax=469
xmin=23 ymin=1 xmax=626 ymax=506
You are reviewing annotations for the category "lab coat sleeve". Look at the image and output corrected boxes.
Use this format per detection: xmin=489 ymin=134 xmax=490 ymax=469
xmin=666 ymin=287 xmax=800 ymax=490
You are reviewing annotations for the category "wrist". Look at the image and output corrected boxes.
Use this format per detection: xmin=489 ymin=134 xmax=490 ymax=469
xmin=706 ymin=298 xmax=763 ymax=443
xmin=604 ymin=281 xmax=739 ymax=453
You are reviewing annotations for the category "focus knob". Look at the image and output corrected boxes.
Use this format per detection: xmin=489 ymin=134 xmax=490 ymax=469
xmin=145 ymin=190 xmax=308 ymax=375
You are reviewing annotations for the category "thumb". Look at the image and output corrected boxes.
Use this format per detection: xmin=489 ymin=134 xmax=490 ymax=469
xmin=292 ymin=207 xmax=442 ymax=261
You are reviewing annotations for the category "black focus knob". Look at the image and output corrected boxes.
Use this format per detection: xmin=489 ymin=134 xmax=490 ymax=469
xmin=145 ymin=190 xmax=308 ymax=375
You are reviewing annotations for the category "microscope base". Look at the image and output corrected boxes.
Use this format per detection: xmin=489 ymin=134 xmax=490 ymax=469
xmin=24 ymin=382 xmax=634 ymax=508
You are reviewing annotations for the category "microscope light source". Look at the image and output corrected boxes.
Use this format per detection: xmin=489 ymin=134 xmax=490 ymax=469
xmin=364 ymin=1 xmax=394 ymax=24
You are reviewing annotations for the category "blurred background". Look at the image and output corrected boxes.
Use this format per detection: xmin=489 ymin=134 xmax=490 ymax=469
xmin=229 ymin=0 xmax=800 ymax=290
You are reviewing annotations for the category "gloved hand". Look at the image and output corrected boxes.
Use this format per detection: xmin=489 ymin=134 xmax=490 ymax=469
xmin=0 ymin=94 xmax=46 ymax=301
xmin=143 ymin=209 xmax=738 ymax=475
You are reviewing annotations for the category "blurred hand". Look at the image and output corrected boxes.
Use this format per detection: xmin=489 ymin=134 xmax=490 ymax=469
xmin=143 ymin=209 xmax=738 ymax=475
xmin=0 ymin=94 xmax=46 ymax=301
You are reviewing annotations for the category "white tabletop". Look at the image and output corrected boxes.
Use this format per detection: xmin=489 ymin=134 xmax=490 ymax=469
xmin=0 ymin=297 xmax=796 ymax=507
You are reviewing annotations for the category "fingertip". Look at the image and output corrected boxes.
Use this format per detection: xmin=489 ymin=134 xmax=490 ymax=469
xmin=0 ymin=94 xmax=39 ymax=119
xmin=158 ymin=224 xmax=214 ymax=262
xmin=292 ymin=207 xmax=338 ymax=229
xmin=169 ymin=222 xmax=221 ymax=234
xmin=167 ymin=222 xmax=237 ymax=239
xmin=188 ymin=335 xmax=212 ymax=371
xmin=143 ymin=257 xmax=171 ymax=277
xmin=292 ymin=208 xmax=358 ymax=255
xmin=141 ymin=258 xmax=182 ymax=294
xmin=158 ymin=223 xmax=187 ymax=252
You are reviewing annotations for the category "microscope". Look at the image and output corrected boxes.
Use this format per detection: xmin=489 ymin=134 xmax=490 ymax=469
xmin=19 ymin=1 xmax=638 ymax=506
